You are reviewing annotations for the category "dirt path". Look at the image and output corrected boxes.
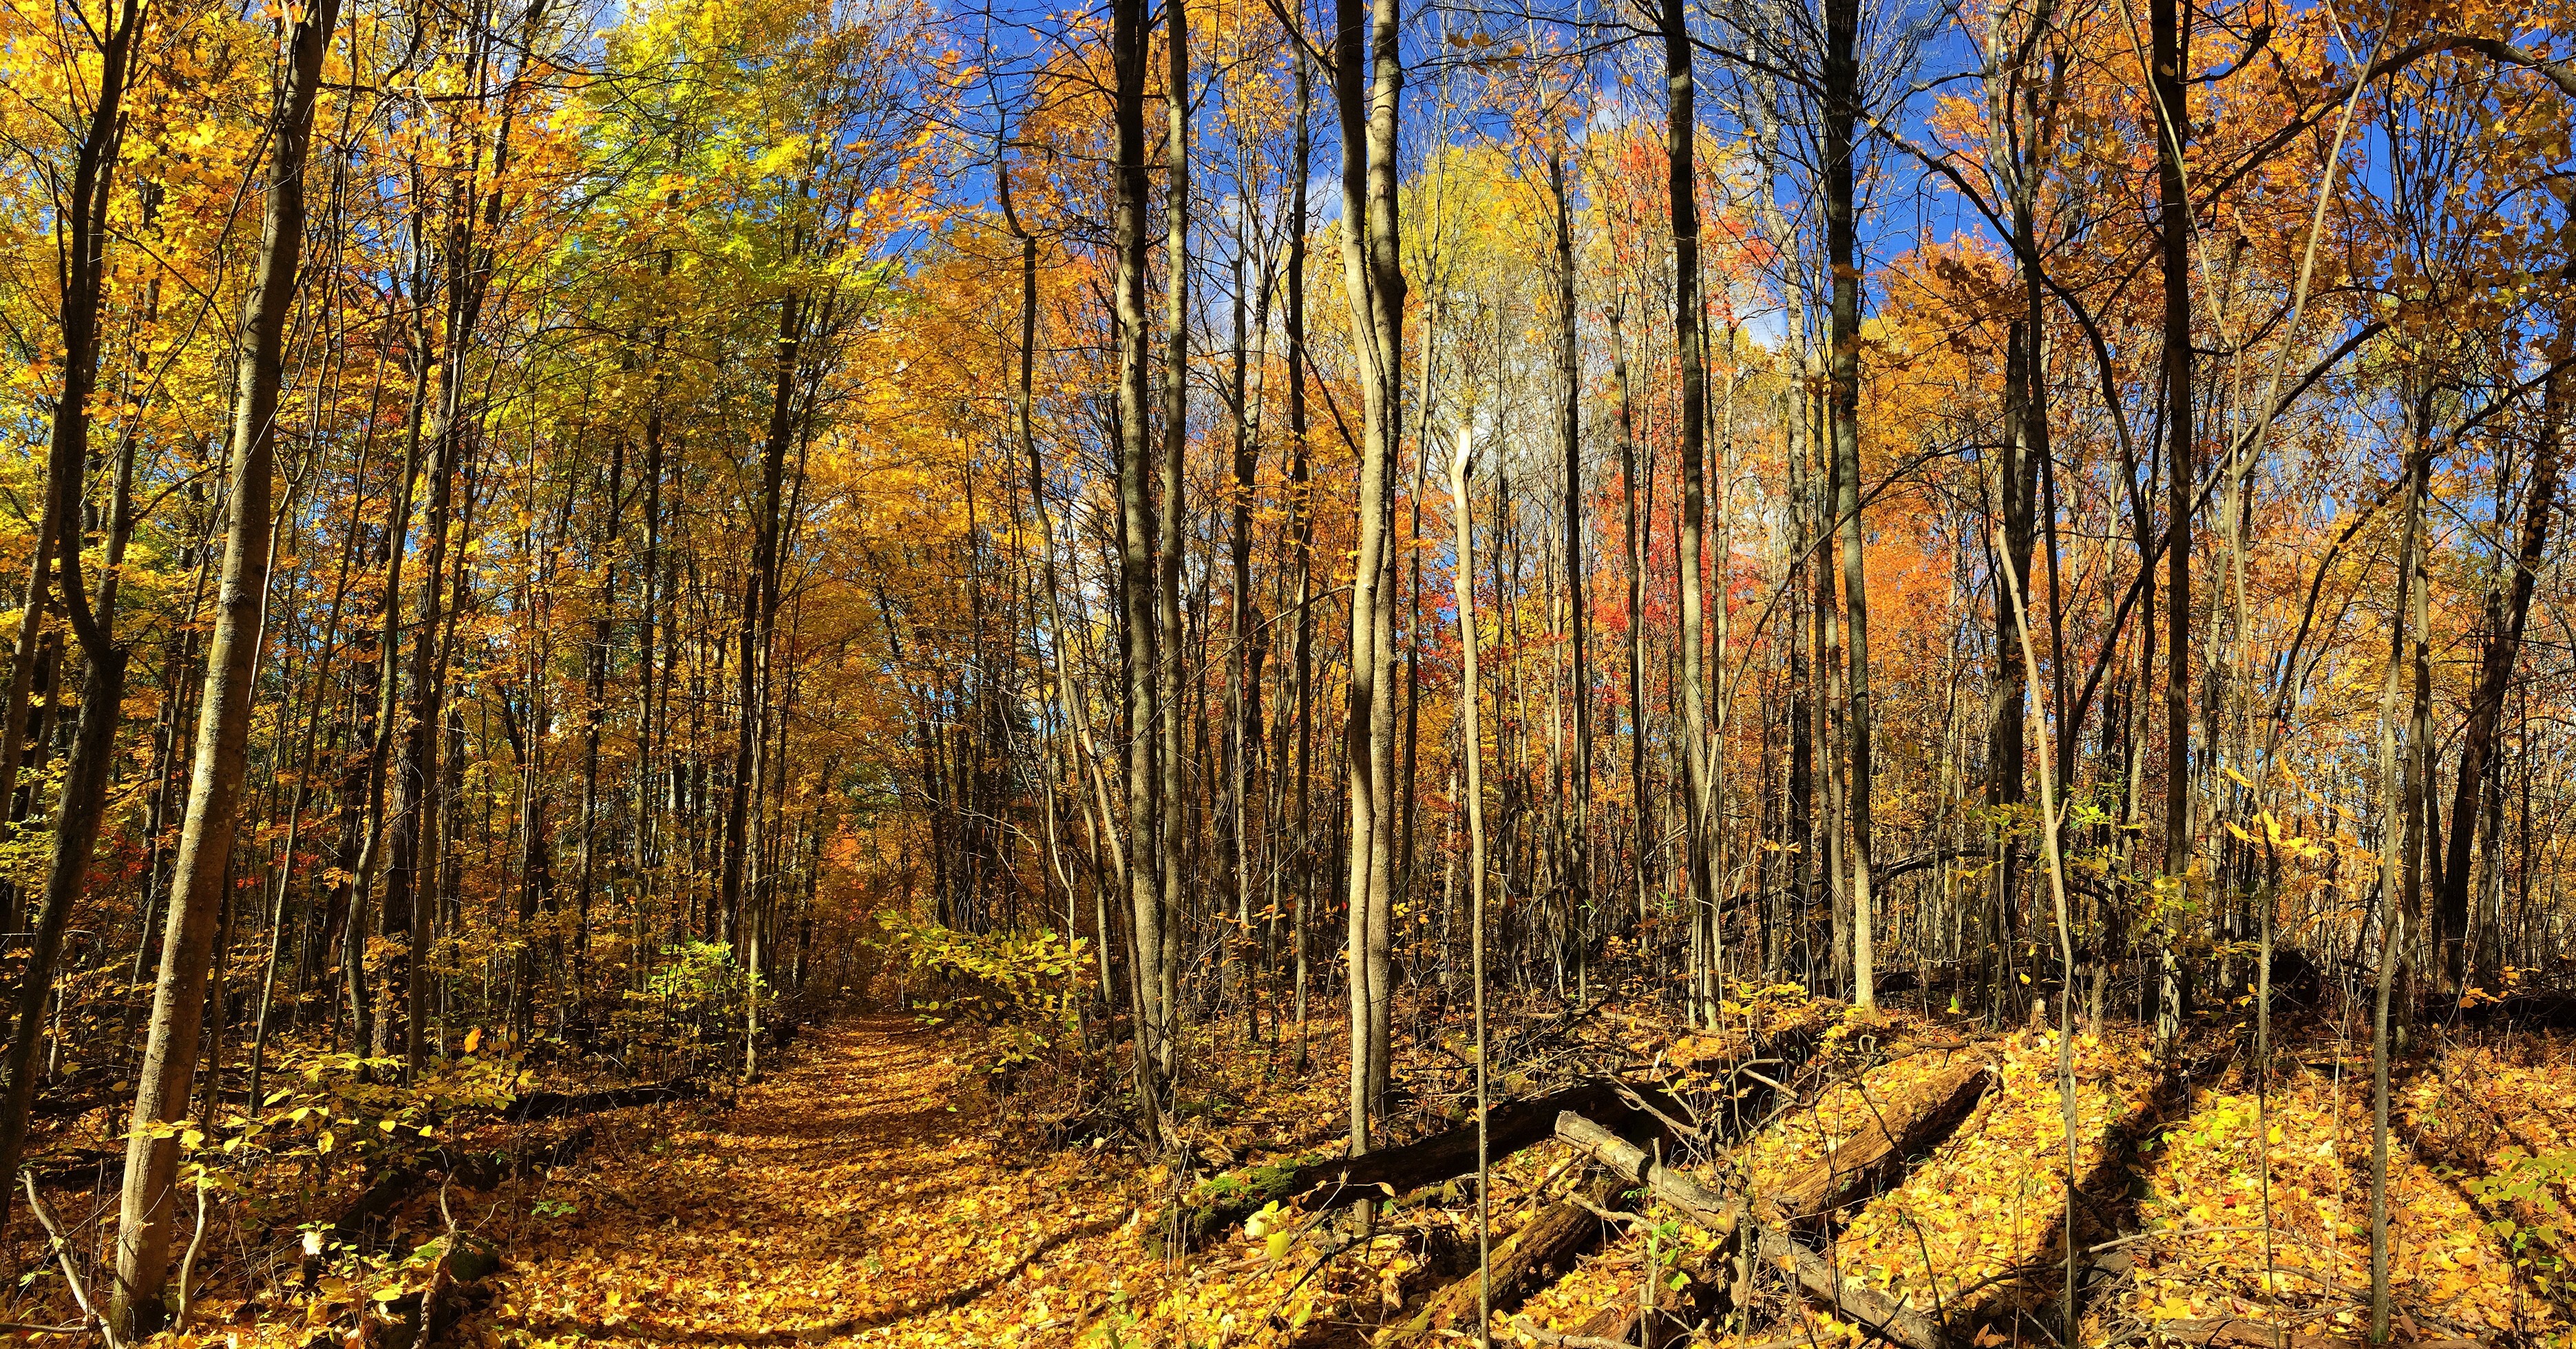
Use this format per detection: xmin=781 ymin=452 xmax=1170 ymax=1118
xmin=483 ymin=1016 xmax=1146 ymax=1348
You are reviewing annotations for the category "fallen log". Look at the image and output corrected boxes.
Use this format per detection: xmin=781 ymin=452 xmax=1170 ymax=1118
xmin=505 ymin=1076 xmax=705 ymax=1121
xmin=1555 ymin=1110 xmax=1953 ymax=1349
xmin=1391 ymin=1169 xmax=1631 ymax=1341
xmin=2456 ymin=989 xmax=2576 ymax=1028
xmin=1380 ymin=1019 xmax=1857 ymax=1343
xmin=330 ymin=1125 xmax=595 ymax=1245
xmin=1764 ymin=1060 xmax=1994 ymax=1234
xmin=1164 ymin=1004 xmax=1839 ymax=1252
xmin=1161 ymin=1078 xmax=1669 ymax=1253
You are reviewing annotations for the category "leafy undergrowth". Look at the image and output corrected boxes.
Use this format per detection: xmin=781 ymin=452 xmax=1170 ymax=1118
xmin=99 ymin=1008 xmax=2576 ymax=1349
xmin=1832 ymin=1026 xmax=2160 ymax=1327
xmin=2125 ymin=1075 xmax=2555 ymax=1343
xmin=0 ymin=1029 xmax=617 ymax=1339
xmin=1461 ymin=1017 xmax=2576 ymax=1349
xmin=2117 ymin=1032 xmax=2576 ymax=1345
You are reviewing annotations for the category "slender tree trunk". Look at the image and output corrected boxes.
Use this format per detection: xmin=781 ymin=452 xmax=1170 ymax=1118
xmin=1224 ymin=180 xmax=1270 ymax=1035
xmin=113 ymin=0 xmax=337 ymax=1325
xmin=0 ymin=512 xmax=59 ymax=930
xmin=1822 ymin=0 xmax=1875 ymax=1014
xmin=1285 ymin=52 xmax=1314 ymax=1074
xmin=1447 ymin=430 xmax=1491 ymax=1344
xmin=576 ymin=432 xmax=625 ymax=975
xmin=728 ymin=293 xmax=801 ymax=948
xmin=1551 ymin=147 xmax=1590 ymax=971
xmin=1989 ymin=324 xmax=2038 ymax=1004
xmin=1360 ymin=0 xmax=1404 ymax=1125
xmin=2369 ymin=426 xmax=2425 ymax=1346
xmin=1110 ymin=0 xmax=1165 ymax=1138
xmin=1612 ymin=313 xmax=1649 ymax=939
xmin=2153 ymin=0 xmax=2194 ymax=1007
xmin=1660 ymin=0 xmax=1713 ymax=1027
xmin=1155 ymin=0 xmax=1190 ymax=1077
xmin=1331 ymin=0 xmax=1402 ymax=1153
xmin=2438 ymin=374 xmax=2559 ymax=993
xmin=386 ymin=8 xmax=538 ymax=1067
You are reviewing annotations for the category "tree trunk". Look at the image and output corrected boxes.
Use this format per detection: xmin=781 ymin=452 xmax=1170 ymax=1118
xmin=2153 ymin=0 xmax=2194 ymax=900
xmin=0 ymin=0 xmax=143 ymax=1248
xmin=2438 ymin=375 xmax=2558 ymax=993
xmin=1551 ymin=147 xmax=1590 ymax=973
xmin=1285 ymin=49 xmax=1315 ymax=1072
xmin=1612 ymin=313 xmax=1650 ymax=941
xmin=112 ymin=0 xmax=337 ymax=1326
xmin=1660 ymin=0 xmax=1713 ymax=1027
xmin=1449 ymin=429 xmax=1493 ymax=1341
xmin=1331 ymin=0 xmax=1402 ymax=1153
xmin=1987 ymin=325 xmax=2039 ymax=1005
xmin=1155 ymin=0 xmax=1190 ymax=1078
xmin=2369 ymin=414 xmax=2425 ymax=1346
xmin=1822 ymin=0 xmax=1875 ymax=1015
xmin=1109 ymin=0 xmax=1165 ymax=1139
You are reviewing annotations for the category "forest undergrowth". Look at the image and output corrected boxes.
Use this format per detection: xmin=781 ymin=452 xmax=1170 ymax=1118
xmin=37 ymin=984 xmax=2552 ymax=1349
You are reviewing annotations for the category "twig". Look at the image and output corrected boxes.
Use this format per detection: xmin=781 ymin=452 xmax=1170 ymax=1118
xmin=1570 ymin=1197 xmax=1651 ymax=1229
xmin=412 ymin=1192 xmax=455 ymax=1349
xmin=1739 ymin=1067 xmax=1792 ymax=1093
xmin=415 ymin=1173 xmax=458 ymax=1349
xmin=1609 ymin=1081 xmax=1702 ymax=1142
xmin=21 ymin=1172 xmax=119 ymax=1349
xmin=173 ymin=1169 xmax=211 ymax=1328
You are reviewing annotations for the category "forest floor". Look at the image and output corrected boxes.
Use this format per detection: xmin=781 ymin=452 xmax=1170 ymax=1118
xmin=465 ymin=1014 xmax=1150 ymax=1348
xmin=120 ymin=996 xmax=2576 ymax=1349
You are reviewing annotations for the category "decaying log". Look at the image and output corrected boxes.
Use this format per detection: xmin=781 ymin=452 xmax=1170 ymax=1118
xmin=1389 ymin=1169 xmax=1631 ymax=1341
xmin=1159 ymin=1009 xmax=1844 ymax=1256
xmin=1751 ymin=1226 xmax=1946 ymax=1349
xmin=1163 ymin=1005 xmax=1836 ymax=1252
xmin=1551 ymin=1047 xmax=1989 ymax=1348
xmin=331 ymin=1125 xmax=595 ymax=1245
xmin=1160 ymin=1078 xmax=1673 ymax=1252
xmin=1554 ymin=1105 xmax=1961 ymax=1349
xmin=1553 ymin=1112 xmax=1738 ymax=1229
xmin=1373 ymin=1014 xmax=1852 ymax=1340
xmin=505 ymin=1076 xmax=705 ymax=1121
xmin=1764 ymin=1060 xmax=1993 ymax=1233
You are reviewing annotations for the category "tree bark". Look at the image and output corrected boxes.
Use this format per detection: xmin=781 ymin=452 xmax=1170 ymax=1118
xmin=1660 ymin=0 xmax=1714 ymax=1027
xmin=112 ymin=0 xmax=338 ymax=1326
xmin=2437 ymin=374 xmax=2559 ymax=994
xmin=2153 ymin=0 xmax=2193 ymax=886
xmin=1155 ymin=0 xmax=1190 ymax=1078
xmin=1331 ymin=0 xmax=1402 ymax=1153
xmin=1822 ymin=0 xmax=1876 ymax=1015
xmin=1109 ymin=0 xmax=1165 ymax=1138
xmin=1551 ymin=147 xmax=1590 ymax=970
xmin=1450 ymin=429 xmax=1493 ymax=1341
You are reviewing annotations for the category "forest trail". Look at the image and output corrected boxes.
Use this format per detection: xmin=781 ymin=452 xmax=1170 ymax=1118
xmin=483 ymin=1016 xmax=1137 ymax=1349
